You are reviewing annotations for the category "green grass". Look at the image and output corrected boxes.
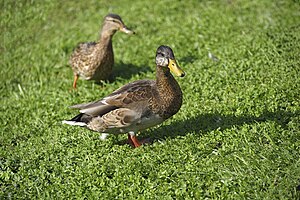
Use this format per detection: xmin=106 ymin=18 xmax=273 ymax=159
xmin=1 ymin=0 xmax=300 ymax=199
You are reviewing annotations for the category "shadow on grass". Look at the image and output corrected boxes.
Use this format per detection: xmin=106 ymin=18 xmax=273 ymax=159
xmin=178 ymin=55 xmax=198 ymax=65
xmin=141 ymin=109 xmax=298 ymax=140
xmin=111 ymin=62 xmax=151 ymax=81
xmin=91 ymin=62 xmax=151 ymax=86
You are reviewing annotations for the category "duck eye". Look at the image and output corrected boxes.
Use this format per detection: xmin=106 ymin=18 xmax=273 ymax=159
xmin=159 ymin=52 xmax=165 ymax=57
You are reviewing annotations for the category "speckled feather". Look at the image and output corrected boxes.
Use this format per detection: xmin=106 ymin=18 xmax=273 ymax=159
xmin=70 ymin=40 xmax=113 ymax=80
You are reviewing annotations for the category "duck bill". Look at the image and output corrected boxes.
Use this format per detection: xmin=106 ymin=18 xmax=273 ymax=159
xmin=168 ymin=59 xmax=185 ymax=77
xmin=120 ymin=26 xmax=135 ymax=34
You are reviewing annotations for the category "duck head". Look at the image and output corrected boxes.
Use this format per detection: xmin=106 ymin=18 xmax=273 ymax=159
xmin=155 ymin=45 xmax=185 ymax=77
xmin=102 ymin=14 xmax=135 ymax=36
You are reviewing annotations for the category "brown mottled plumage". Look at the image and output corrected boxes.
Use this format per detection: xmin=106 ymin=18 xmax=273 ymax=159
xmin=70 ymin=14 xmax=134 ymax=88
xmin=63 ymin=46 xmax=185 ymax=147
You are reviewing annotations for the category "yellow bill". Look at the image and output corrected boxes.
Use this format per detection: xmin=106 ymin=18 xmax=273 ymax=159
xmin=168 ymin=59 xmax=185 ymax=77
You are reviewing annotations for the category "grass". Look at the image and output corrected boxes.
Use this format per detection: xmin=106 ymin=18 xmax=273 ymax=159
xmin=1 ymin=0 xmax=300 ymax=199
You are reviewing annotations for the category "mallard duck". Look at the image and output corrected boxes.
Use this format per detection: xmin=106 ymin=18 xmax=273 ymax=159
xmin=63 ymin=45 xmax=185 ymax=147
xmin=70 ymin=13 xmax=135 ymax=88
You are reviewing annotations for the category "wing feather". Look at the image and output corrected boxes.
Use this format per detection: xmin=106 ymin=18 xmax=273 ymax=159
xmin=69 ymin=79 xmax=155 ymax=117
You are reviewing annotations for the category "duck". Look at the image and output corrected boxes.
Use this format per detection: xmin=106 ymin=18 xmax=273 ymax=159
xmin=70 ymin=13 xmax=135 ymax=88
xmin=63 ymin=45 xmax=185 ymax=147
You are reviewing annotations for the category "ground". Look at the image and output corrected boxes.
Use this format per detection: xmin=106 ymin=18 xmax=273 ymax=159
xmin=1 ymin=0 xmax=300 ymax=199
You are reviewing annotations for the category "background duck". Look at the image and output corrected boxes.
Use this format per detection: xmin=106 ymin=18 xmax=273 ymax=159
xmin=70 ymin=13 xmax=135 ymax=88
xmin=63 ymin=45 xmax=185 ymax=148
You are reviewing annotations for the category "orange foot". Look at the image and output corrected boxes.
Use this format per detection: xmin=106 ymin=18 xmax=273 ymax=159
xmin=127 ymin=134 xmax=152 ymax=148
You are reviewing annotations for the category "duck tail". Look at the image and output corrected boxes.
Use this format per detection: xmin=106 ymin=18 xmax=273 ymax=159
xmin=62 ymin=113 xmax=92 ymax=126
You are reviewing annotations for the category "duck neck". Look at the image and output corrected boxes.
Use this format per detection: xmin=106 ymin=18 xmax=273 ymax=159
xmin=97 ymin=29 xmax=114 ymax=48
xmin=99 ymin=23 xmax=117 ymax=42
xmin=93 ymin=28 xmax=114 ymax=59
xmin=156 ymin=65 xmax=182 ymax=118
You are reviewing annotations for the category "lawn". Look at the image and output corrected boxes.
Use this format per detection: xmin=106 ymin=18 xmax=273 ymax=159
xmin=1 ymin=0 xmax=300 ymax=199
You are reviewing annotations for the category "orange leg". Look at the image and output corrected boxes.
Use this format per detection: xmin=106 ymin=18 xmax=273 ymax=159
xmin=128 ymin=134 xmax=141 ymax=148
xmin=73 ymin=74 xmax=79 ymax=89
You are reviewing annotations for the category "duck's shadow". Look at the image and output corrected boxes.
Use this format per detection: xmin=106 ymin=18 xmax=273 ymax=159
xmin=178 ymin=55 xmax=198 ymax=65
xmin=111 ymin=62 xmax=152 ymax=81
xmin=139 ymin=109 xmax=298 ymax=141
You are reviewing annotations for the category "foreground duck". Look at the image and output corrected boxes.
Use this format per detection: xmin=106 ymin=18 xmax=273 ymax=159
xmin=63 ymin=45 xmax=185 ymax=147
xmin=70 ymin=14 xmax=135 ymax=88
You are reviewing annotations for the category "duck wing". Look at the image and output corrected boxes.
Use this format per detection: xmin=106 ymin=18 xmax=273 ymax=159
xmin=70 ymin=79 xmax=156 ymax=117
